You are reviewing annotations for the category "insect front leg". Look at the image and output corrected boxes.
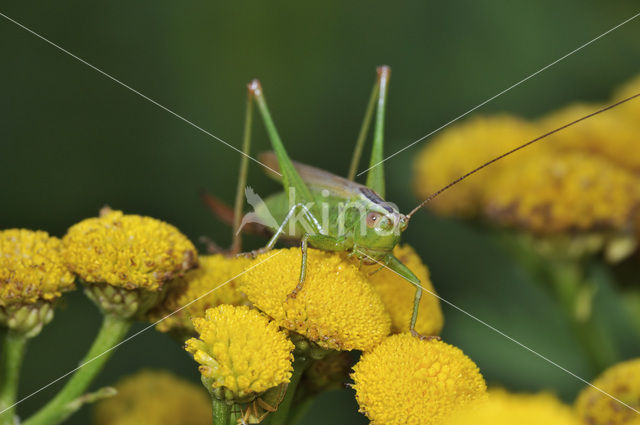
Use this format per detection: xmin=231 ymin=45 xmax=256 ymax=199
xmin=287 ymin=233 xmax=351 ymax=299
xmin=385 ymin=254 xmax=441 ymax=341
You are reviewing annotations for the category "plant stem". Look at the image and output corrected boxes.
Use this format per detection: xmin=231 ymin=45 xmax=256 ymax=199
xmin=285 ymin=397 xmax=314 ymax=425
xmin=211 ymin=398 xmax=231 ymax=425
xmin=548 ymin=262 xmax=617 ymax=373
xmin=500 ymin=233 xmax=617 ymax=373
xmin=269 ymin=355 xmax=310 ymax=425
xmin=0 ymin=330 xmax=28 ymax=425
xmin=23 ymin=314 xmax=131 ymax=425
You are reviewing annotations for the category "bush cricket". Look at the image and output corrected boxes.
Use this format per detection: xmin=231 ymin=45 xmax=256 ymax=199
xmin=212 ymin=66 xmax=640 ymax=338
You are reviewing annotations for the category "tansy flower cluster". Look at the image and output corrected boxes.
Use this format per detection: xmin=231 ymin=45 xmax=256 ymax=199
xmin=413 ymin=72 xmax=640 ymax=239
xmin=413 ymin=115 xmax=543 ymax=217
xmin=2 ymin=205 xmax=466 ymax=425
xmin=484 ymin=151 xmax=640 ymax=233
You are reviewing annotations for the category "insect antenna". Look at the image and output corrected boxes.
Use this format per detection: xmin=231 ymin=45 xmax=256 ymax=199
xmin=406 ymin=91 xmax=640 ymax=219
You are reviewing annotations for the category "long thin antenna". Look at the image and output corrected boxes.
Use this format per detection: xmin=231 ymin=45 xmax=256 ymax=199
xmin=406 ymin=92 xmax=640 ymax=219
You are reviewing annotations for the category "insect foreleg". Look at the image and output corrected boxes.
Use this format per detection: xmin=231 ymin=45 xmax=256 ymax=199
xmin=287 ymin=233 xmax=309 ymax=299
xmin=410 ymin=285 xmax=423 ymax=334
xmin=384 ymin=254 xmax=440 ymax=340
xmin=287 ymin=233 xmax=352 ymax=299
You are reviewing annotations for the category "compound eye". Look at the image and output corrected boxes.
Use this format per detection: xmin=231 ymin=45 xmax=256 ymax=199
xmin=366 ymin=212 xmax=382 ymax=228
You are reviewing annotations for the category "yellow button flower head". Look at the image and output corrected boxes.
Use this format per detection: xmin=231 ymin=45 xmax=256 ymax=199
xmin=351 ymin=333 xmax=487 ymax=425
xmin=363 ymin=245 xmax=443 ymax=336
xmin=185 ymin=305 xmax=294 ymax=401
xmin=63 ymin=209 xmax=197 ymax=290
xmin=575 ymin=357 xmax=640 ymax=425
xmin=484 ymin=151 xmax=640 ymax=234
xmin=151 ymin=254 xmax=250 ymax=336
xmin=444 ymin=389 xmax=581 ymax=425
xmin=0 ymin=229 xmax=75 ymax=336
xmin=63 ymin=209 xmax=197 ymax=317
xmin=413 ymin=115 xmax=542 ymax=216
xmin=540 ymin=102 xmax=640 ymax=174
xmin=238 ymin=248 xmax=391 ymax=352
xmin=93 ymin=370 xmax=211 ymax=425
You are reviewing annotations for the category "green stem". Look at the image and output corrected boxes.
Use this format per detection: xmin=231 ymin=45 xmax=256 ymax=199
xmin=211 ymin=398 xmax=231 ymax=425
xmin=0 ymin=331 xmax=28 ymax=425
xmin=548 ymin=262 xmax=617 ymax=373
xmin=23 ymin=314 xmax=131 ymax=425
xmin=286 ymin=397 xmax=314 ymax=425
xmin=499 ymin=233 xmax=617 ymax=374
xmin=269 ymin=355 xmax=310 ymax=425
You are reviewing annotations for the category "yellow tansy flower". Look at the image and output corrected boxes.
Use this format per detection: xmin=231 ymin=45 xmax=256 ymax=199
xmin=63 ymin=209 xmax=197 ymax=318
xmin=1 ymin=229 xmax=75 ymax=306
xmin=185 ymin=305 xmax=294 ymax=401
xmin=351 ymin=333 xmax=487 ymax=425
xmin=0 ymin=229 xmax=75 ymax=335
xmin=413 ymin=115 xmax=542 ymax=216
xmin=484 ymin=151 xmax=640 ymax=233
xmin=238 ymin=248 xmax=391 ymax=352
xmin=363 ymin=245 xmax=443 ymax=336
xmin=63 ymin=209 xmax=197 ymax=291
xmin=444 ymin=389 xmax=581 ymax=425
xmin=151 ymin=254 xmax=249 ymax=336
xmin=575 ymin=357 xmax=640 ymax=425
xmin=93 ymin=370 xmax=211 ymax=425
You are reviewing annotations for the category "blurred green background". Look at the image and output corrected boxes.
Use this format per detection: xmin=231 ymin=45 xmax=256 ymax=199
xmin=2 ymin=1 xmax=640 ymax=424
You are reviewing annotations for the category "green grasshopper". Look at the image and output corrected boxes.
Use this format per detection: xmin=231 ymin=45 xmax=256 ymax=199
xmin=223 ymin=66 xmax=640 ymax=338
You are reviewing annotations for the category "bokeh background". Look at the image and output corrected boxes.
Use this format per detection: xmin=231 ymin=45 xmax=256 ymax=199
xmin=2 ymin=1 xmax=640 ymax=423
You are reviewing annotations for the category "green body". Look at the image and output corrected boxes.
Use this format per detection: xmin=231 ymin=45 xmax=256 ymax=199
xmin=256 ymin=153 xmax=405 ymax=261
xmin=246 ymin=69 xmax=425 ymax=334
